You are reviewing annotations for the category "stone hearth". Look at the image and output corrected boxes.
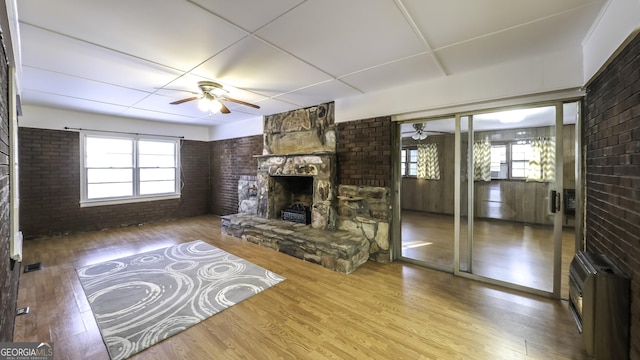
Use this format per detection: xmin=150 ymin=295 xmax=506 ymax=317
xmin=221 ymin=213 xmax=369 ymax=274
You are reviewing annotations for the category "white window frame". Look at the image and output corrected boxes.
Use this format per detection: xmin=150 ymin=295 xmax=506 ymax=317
xmin=401 ymin=146 xmax=419 ymax=177
xmin=80 ymin=131 xmax=181 ymax=207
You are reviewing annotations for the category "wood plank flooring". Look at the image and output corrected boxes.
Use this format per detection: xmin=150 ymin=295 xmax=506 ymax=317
xmin=13 ymin=215 xmax=590 ymax=359
xmin=401 ymin=211 xmax=576 ymax=296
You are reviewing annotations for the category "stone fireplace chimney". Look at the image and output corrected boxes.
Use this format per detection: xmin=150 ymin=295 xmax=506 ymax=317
xmin=256 ymin=102 xmax=337 ymax=229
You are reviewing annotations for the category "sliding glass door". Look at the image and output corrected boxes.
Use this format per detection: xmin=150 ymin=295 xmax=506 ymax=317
xmin=398 ymin=100 xmax=579 ymax=298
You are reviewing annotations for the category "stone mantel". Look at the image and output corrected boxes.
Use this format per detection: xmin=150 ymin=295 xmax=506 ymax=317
xmin=253 ymin=151 xmax=335 ymax=158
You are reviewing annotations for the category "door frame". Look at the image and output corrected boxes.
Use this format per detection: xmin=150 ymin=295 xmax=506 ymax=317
xmin=394 ymin=98 xmax=583 ymax=299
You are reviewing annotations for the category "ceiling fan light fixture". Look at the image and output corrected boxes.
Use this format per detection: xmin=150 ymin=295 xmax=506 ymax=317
xmin=412 ymin=122 xmax=428 ymax=140
xmin=198 ymin=95 xmax=223 ymax=114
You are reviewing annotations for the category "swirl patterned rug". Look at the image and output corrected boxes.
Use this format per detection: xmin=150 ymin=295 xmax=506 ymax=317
xmin=76 ymin=240 xmax=285 ymax=360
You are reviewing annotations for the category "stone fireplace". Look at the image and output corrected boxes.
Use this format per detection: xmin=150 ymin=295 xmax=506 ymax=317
xmin=222 ymin=102 xmax=377 ymax=274
xmin=256 ymin=153 xmax=336 ymax=229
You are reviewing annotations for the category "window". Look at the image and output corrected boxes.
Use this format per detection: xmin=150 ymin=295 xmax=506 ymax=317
xmin=81 ymin=133 xmax=180 ymax=206
xmin=480 ymin=140 xmax=538 ymax=180
xmin=401 ymin=147 xmax=418 ymax=176
xmin=511 ymin=142 xmax=531 ymax=178
xmin=490 ymin=144 xmax=507 ymax=179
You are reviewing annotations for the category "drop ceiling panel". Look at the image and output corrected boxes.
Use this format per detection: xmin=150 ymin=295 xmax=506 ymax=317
xmin=256 ymin=0 xmax=426 ymax=76
xmin=18 ymin=0 xmax=249 ymax=71
xmin=22 ymin=68 xmax=151 ymax=106
xmin=435 ymin=8 xmax=600 ymax=74
xmin=121 ymin=107 xmax=215 ymax=126
xmin=340 ymin=53 xmax=444 ymax=93
xmin=20 ymin=24 xmax=183 ymax=91
xmin=404 ymin=0 xmax=606 ymax=49
xmin=22 ymin=90 xmax=130 ymax=117
xmin=130 ymin=93 xmax=213 ymax=119
xmin=187 ymin=0 xmax=305 ymax=32
xmin=191 ymin=36 xmax=334 ymax=97
xmin=273 ymin=80 xmax=362 ymax=109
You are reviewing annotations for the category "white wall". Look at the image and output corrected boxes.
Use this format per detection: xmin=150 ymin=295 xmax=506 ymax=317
xmin=19 ymin=105 xmax=212 ymax=141
xmin=583 ymin=0 xmax=640 ymax=84
xmin=208 ymin=116 xmax=263 ymax=141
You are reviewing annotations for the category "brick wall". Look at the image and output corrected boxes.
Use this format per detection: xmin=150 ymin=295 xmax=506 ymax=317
xmin=18 ymin=128 xmax=210 ymax=238
xmin=337 ymin=116 xmax=392 ymax=188
xmin=210 ymin=135 xmax=263 ymax=215
xmin=0 ymin=39 xmax=18 ymax=341
xmin=584 ymin=32 xmax=640 ymax=359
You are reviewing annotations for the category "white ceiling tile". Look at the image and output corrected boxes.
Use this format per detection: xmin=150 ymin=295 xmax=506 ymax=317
xmin=435 ymin=5 xmax=604 ymax=74
xmin=22 ymin=68 xmax=152 ymax=106
xmin=187 ymin=0 xmax=305 ymax=32
xmin=18 ymin=0 xmax=248 ymax=71
xmin=340 ymin=53 xmax=444 ymax=93
xmin=132 ymin=93 xmax=212 ymax=118
xmin=273 ymin=80 xmax=362 ymax=108
xmin=21 ymin=90 xmax=130 ymax=118
xmin=121 ymin=107 xmax=215 ymax=126
xmin=256 ymin=0 xmax=425 ymax=76
xmin=191 ymin=36 xmax=334 ymax=97
xmin=403 ymin=0 xmax=607 ymax=49
xmin=20 ymin=24 xmax=183 ymax=91
xmin=255 ymin=99 xmax=304 ymax=117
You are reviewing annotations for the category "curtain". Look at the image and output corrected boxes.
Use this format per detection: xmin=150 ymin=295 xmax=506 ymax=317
xmin=473 ymin=139 xmax=491 ymax=181
xmin=417 ymin=143 xmax=440 ymax=180
xmin=527 ymin=137 xmax=555 ymax=182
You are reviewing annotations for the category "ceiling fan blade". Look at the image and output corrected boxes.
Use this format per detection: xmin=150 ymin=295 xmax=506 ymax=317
xmin=223 ymin=96 xmax=260 ymax=109
xmin=170 ymin=96 xmax=199 ymax=105
xmin=219 ymin=101 xmax=231 ymax=114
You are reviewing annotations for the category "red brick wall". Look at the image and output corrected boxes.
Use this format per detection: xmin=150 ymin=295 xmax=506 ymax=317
xmin=337 ymin=116 xmax=392 ymax=188
xmin=18 ymin=128 xmax=210 ymax=238
xmin=210 ymin=135 xmax=263 ymax=215
xmin=0 ymin=43 xmax=18 ymax=341
xmin=584 ymin=32 xmax=640 ymax=359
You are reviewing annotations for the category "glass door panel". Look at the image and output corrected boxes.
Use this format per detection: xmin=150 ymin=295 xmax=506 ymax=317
xmin=400 ymin=118 xmax=456 ymax=270
xmin=461 ymin=105 xmax=563 ymax=294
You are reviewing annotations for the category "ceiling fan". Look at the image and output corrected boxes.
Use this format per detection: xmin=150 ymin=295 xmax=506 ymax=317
xmin=169 ymin=81 xmax=260 ymax=114
xmin=412 ymin=123 xmax=428 ymax=140
xmin=410 ymin=123 xmax=449 ymax=140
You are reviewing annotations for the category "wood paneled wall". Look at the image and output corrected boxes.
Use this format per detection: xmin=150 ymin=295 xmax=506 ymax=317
xmin=401 ymin=134 xmax=456 ymax=215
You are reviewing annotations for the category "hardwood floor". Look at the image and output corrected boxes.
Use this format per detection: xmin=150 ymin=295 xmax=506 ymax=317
xmin=14 ymin=215 xmax=590 ymax=359
xmin=401 ymin=211 xmax=576 ymax=296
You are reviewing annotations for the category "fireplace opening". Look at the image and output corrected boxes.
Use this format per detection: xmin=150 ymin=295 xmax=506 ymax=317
xmin=270 ymin=176 xmax=313 ymax=224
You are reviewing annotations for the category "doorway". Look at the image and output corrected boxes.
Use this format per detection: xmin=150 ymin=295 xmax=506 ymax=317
xmin=398 ymin=101 xmax=580 ymax=297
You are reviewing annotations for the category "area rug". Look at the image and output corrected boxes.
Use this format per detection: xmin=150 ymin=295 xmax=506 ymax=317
xmin=76 ymin=240 xmax=285 ymax=360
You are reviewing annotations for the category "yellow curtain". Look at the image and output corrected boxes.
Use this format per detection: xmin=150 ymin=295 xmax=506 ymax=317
xmin=527 ymin=137 xmax=555 ymax=182
xmin=417 ymin=143 xmax=440 ymax=180
xmin=473 ymin=139 xmax=491 ymax=181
